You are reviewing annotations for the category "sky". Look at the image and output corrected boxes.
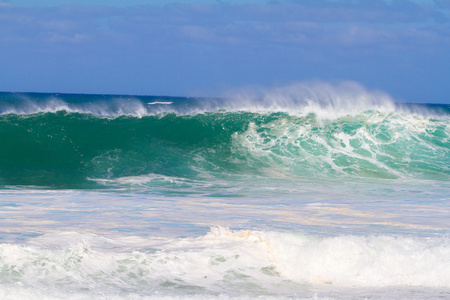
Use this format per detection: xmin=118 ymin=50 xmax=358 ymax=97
xmin=0 ymin=0 xmax=449 ymax=103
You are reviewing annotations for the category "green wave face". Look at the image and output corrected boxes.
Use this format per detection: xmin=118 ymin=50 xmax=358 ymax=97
xmin=0 ymin=112 xmax=233 ymax=187
xmin=0 ymin=108 xmax=448 ymax=189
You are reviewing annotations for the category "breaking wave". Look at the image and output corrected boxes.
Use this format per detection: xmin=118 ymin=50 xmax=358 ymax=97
xmin=1 ymin=228 xmax=450 ymax=298
xmin=0 ymin=83 xmax=448 ymax=189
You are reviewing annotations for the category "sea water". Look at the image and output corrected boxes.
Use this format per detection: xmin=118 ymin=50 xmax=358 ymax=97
xmin=0 ymin=82 xmax=449 ymax=299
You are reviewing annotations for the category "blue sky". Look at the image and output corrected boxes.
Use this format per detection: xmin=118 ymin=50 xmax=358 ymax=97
xmin=0 ymin=0 xmax=449 ymax=103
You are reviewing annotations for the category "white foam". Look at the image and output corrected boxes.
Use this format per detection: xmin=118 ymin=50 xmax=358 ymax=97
xmin=0 ymin=95 xmax=149 ymax=118
xmin=0 ymin=81 xmax=403 ymax=119
xmin=231 ymin=104 xmax=450 ymax=180
xmin=147 ymin=101 xmax=173 ymax=105
xmin=222 ymin=81 xmax=397 ymax=119
xmin=267 ymin=231 xmax=450 ymax=287
xmin=89 ymin=173 xmax=206 ymax=191
xmin=2 ymin=82 xmax=447 ymax=122
xmin=2 ymin=228 xmax=449 ymax=294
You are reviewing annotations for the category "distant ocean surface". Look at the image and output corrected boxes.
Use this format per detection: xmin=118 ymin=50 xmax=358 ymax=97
xmin=0 ymin=83 xmax=449 ymax=299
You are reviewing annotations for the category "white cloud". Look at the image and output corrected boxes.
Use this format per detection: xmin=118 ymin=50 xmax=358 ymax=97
xmin=1 ymin=1 xmax=448 ymax=49
xmin=46 ymin=32 xmax=88 ymax=43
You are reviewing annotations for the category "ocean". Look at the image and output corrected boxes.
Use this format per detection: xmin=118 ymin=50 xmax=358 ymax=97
xmin=0 ymin=82 xmax=449 ymax=299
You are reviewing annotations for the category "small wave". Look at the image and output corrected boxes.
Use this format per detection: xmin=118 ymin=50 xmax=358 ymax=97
xmin=147 ymin=101 xmax=173 ymax=105
xmin=1 ymin=228 xmax=449 ymax=299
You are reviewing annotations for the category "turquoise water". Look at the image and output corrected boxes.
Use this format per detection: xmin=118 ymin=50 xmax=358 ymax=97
xmin=0 ymin=84 xmax=449 ymax=299
xmin=0 ymin=93 xmax=448 ymax=188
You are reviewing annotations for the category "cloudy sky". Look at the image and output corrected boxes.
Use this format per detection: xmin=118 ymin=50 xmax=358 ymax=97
xmin=0 ymin=0 xmax=449 ymax=103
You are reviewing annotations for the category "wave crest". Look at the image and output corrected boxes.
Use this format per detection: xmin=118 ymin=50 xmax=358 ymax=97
xmin=1 ymin=81 xmax=400 ymax=118
xmin=225 ymin=81 xmax=397 ymax=119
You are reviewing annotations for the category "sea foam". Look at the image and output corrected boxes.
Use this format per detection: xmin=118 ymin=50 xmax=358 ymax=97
xmin=0 ymin=81 xmax=401 ymax=118
xmin=223 ymin=81 xmax=397 ymax=119
xmin=1 ymin=228 xmax=449 ymax=294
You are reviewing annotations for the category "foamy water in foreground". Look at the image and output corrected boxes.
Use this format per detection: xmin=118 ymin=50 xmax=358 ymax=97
xmin=1 ymin=179 xmax=449 ymax=299
xmin=0 ymin=83 xmax=449 ymax=299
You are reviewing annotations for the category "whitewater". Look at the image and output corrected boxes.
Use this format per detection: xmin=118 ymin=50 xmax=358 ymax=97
xmin=0 ymin=82 xmax=449 ymax=299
